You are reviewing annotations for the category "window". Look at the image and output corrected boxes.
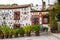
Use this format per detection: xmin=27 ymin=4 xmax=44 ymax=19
xmin=14 ymin=11 xmax=20 ymax=20
xmin=44 ymin=18 xmax=48 ymax=23
xmin=42 ymin=15 xmax=49 ymax=24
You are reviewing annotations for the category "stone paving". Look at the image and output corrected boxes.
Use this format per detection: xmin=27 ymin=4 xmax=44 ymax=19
xmin=0 ymin=32 xmax=60 ymax=40
xmin=52 ymin=33 xmax=60 ymax=39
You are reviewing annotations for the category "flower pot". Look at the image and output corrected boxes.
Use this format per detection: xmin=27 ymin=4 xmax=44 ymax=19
xmin=51 ymin=28 xmax=56 ymax=33
xmin=5 ymin=35 xmax=9 ymax=38
xmin=35 ymin=32 xmax=40 ymax=36
xmin=8 ymin=34 xmax=12 ymax=38
xmin=26 ymin=33 xmax=31 ymax=36
xmin=20 ymin=34 xmax=24 ymax=37
xmin=3 ymin=35 xmax=8 ymax=38
xmin=15 ymin=33 xmax=18 ymax=37
xmin=0 ymin=34 xmax=4 ymax=39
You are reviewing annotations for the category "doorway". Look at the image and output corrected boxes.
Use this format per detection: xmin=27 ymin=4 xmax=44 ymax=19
xmin=31 ymin=15 xmax=40 ymax=25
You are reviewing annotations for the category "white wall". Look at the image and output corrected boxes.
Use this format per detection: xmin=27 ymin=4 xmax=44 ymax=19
xmin=20 ymin=7 xmax=31 ymax=27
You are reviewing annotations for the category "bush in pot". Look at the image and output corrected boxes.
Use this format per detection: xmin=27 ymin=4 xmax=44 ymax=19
xmin=0 ymin=27 xmax=4 ymax=39
xmin=14 ymin=29 xmax=18 ymax=37
xmin=50 ymin=20 xmax=58 ymax=33
xmin=9 ymin=28 xmax=16 ymax=38
xmin=24 ymin=25 xmax=32 ymax=36
xmin=17 ymin=27 xmax=25 ymax=37
xmin=8 ymin=28 xmax=17 ymax=38
xmin=1 ymin=25 xmax=9 ymax=38
xmin=8 ymin=28 xmax=15 ymax=38
xmin=33 ymin=24 xmax=40 ymax=36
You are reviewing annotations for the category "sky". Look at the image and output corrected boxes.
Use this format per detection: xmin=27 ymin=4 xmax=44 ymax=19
xmin=0 ymin=0 xmax=57 ymax=5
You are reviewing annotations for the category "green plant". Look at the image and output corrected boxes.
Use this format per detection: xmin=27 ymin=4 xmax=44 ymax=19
xmin=32 ymin=24 xmax=40 ymax=36
xmin=9 ymin=28 xmax=16 ymax=35
xmin=0 ymin=27 xmax=4 ymax=39
xmin=17 ymin=27 xmax=25 ymax=37
xmin=13 ymin=28 xmax=18 ymax=37
xmin=0 ymin=27 xmax=4 ymax=38
xmin=1 ymin=24 xmax=9 ymax=36
xmin=0 ymin=24 xmax=11 ymax=38
xmin=17 ymin=27 xmax=25 ymax=34
xmin=24 ymin=25 xmax=32 ymax=36
xmin=0 ymin=27 xmax=3 ymax=35
xmin=33 ymin=24 xmax=40 ymax=32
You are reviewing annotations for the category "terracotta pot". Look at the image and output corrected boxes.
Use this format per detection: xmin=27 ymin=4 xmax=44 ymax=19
xmin=5 ymin=35 xmax=9 ymax=38
xmin=20 ymin=34 xmax=24 ymax=37
xmin=8 ymin=34 xmax=12 ymax=38
xmin=15 ymin=33 xmax=18 ymax=37
xmin=3 ymin=35 xmax=9 ymax=38
xmin=0 ymin=34 xmax=4 ymax=39
xmin=35 ymin=32 xmax=40 ymax=36
xmin=51 ymin=28 xmax=56 ymax=33
xmin=26 ymin=33 xmax=31 ymax=36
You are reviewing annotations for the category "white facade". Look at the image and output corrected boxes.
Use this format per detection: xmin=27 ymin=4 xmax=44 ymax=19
xmin=0 ymin=6 xmax=31 ymax=27
xmin=20 ymin=7 xmax=31 ymax=27
xmin=0 ymin=2 xmax=56 ymax=28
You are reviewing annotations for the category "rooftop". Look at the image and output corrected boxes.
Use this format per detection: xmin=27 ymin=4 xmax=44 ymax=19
xmin=0 ymin=4 xmax=31 ymax=9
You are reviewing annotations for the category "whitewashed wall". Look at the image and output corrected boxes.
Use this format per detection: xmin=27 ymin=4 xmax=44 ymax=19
xmin=0 ymin=6 xmax=31 ymax=27
xmin=20 ymin=7 xmax=31 ymax=27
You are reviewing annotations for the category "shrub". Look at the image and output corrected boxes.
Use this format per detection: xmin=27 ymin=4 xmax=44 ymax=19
xmin=24 ymin=25 xmax=32 ymax=36
xmin=1 ymin=24 xmax=9 ymax=36
xmin=33 ymin=24 xmax=40 ymax=32
xmin=17 ymin=27 xmax=25 ymax=34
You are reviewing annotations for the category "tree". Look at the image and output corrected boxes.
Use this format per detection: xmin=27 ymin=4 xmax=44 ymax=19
xmin=56 ymin=1 xmax=60 ymax=21
xmin=58 ymin=0 xmax=60 ymax=4
xmin=49 ymin=0 xmax=60 ymax=30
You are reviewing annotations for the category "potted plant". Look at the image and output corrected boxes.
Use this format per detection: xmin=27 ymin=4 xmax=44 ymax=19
xmin=33 ymin=24 xmax=40 ymax=36
xmin=1 ymin=25 xmax=9 ymax=38
xmin=17 ymin=27 xmax=25 ymax=37
xmin=14 ymin=29 xmax=18 ymax=37
xmin=24 ymin=25 xmax=32 ymax=36
xmin=10 ymin=28 xmax=16 ymax=38
xmin=50 ymin=20 xmax=58 ymax=33
xmin=0 ymin=27 xmax=4 ymax=39
xmin=8 ymin=28 xmax=15 ymax=38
